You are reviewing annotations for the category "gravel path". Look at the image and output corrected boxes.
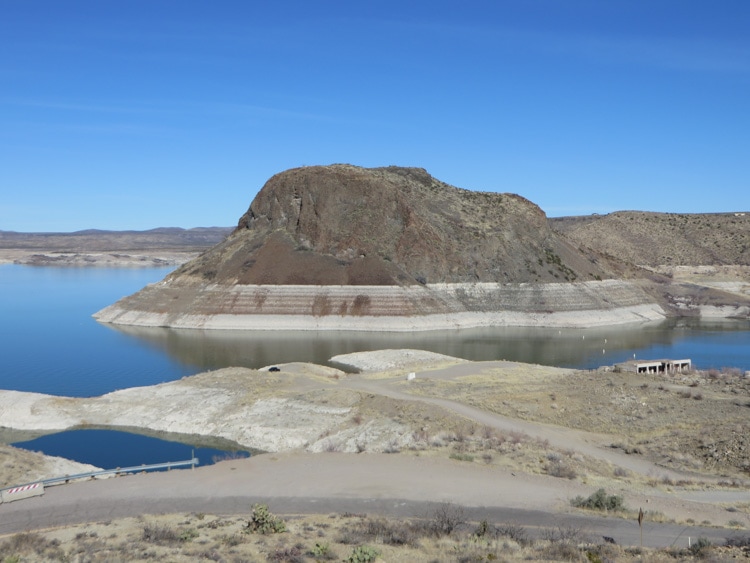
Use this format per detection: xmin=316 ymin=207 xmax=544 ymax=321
xmin=0 ymin=453 xmax=734 ymax=548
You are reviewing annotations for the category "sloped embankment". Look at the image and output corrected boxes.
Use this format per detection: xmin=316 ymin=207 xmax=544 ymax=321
xmin=94 ymin=279 xmax=664 ymax=330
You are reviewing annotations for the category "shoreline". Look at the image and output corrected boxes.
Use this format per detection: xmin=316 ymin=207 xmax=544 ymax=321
xmin=94 ymin=302 xmax=667 ymax=330
xmin=93 ymin=279 xmax=671 ymax=330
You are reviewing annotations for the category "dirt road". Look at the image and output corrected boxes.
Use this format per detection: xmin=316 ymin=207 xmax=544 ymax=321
xmin=0 ymin=453 xmax=730 ymax=548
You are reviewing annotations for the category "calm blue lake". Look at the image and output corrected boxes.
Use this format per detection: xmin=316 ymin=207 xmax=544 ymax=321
xmin=1 ymin=264 xmax=749 ymax=470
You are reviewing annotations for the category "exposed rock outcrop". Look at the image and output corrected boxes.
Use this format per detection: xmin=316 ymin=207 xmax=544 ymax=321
xmin=176 ymin=164 xmax=630 ymax=285
xmin=95 ymin=165 xmax=668 ymax=329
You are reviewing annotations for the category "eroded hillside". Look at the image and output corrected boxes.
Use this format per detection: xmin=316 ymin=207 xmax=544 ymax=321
xmin=177 ymin=165 xmax=631 ymax=286
xmin=551 ymin=211 xmax=750 ymax=267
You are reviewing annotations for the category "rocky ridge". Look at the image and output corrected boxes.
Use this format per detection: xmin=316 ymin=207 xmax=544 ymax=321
xmin=551 ymin=211 xmax=750 ymax=267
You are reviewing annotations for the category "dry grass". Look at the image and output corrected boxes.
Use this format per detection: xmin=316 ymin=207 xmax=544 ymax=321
xmin=403 ymin=362 xmax=750 ymax=480
xmin=1 ymin=508 xmax=747 ymax=562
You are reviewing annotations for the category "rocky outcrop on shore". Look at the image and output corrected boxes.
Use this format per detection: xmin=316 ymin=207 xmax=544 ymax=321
xmin=0 ymin=365 xmax=412 ymax=454
xmin=95 ymin=165 xmax=673 ymax=330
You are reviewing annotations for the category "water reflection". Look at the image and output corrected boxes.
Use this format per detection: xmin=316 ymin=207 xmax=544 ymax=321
xmin=103 ymin=318 xmax=750 ymax=372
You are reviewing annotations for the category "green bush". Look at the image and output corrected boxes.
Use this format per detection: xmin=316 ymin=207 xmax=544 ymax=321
xmin=178 ymin=528 xmax=199 ymax=542
xmin=571 ymin=489 xmax=625 ymax=512
xmin=346 ymin=544 xmax=380 ymax=562
xmin=310 ymin=541 xmax=337 ymax=560
xmin=246 ymin=504 xmax=287 ymax=534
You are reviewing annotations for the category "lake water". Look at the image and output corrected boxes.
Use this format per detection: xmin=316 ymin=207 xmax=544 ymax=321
xmin=1 ymin=264 xmax=749 ymax=470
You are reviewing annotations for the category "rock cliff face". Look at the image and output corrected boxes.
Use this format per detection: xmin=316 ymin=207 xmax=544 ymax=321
xmin=95 ymin=165 xmax=667 ymax=330
xmin=174 ymin=164 xmax=626 ymax=286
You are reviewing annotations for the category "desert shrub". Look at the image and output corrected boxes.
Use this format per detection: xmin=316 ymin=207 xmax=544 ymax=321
xmin=218 ymin=533 xmax=244 ymax=546
xmin=195 ymin=548 xmax=223 ymax=562
xmin=246 ymin=503 xmax=287 ymax=534
xmin=539 ymin=525 xmax=589 ymax=561
xmin=359 ymin=517 xmax=417 ymax=546
xmin=547 ymin=460 xmax=578 ymax=480
xmin=429 ymin=502 xmax=465 ymax=536
xmin=571 ymin=489 xmax=625 ymax=512
xmin=142 ymin=523 xmax=179 ymax=544
xmin=496 ymin=522 xmax=530 ymax=546
xmin=269 ymin=544 xmax=305 ymax=562
xmin=178 ymin=528 xmax=199 ymax=542
xmin=613 ymin=466 xmax=630 ymax=478
xmin=542 ymin=525 xmax=587 ymax=544
xmin=336 ymin=526 xmax=364 ymax=546
xmin=725 ymin=534 xmax=750 ymax=548
xmin=0 ymin=532 xmax=64 ymax=560
xmin=689 ymin=536 xmax=712 ymax=556
xmin=541 ymin=541 xmax=586 ymax=561
xmin=473 ymin=519 xmax=493 ymax=539
xmin=309 ymin=541 xmax=337 ymax=560
xmin=585 ymin=543 xmax=621 ymax=563
xmin=346 ymin=544 xmax=380 ymax=562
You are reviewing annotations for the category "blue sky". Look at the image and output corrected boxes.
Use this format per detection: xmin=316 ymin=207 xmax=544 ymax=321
xmin=2 ymin=1 xmax=748 ymax=232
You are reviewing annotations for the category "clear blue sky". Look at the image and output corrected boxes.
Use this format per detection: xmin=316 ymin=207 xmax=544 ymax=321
xmin=2 ymin=1 xmax=748 ymax=232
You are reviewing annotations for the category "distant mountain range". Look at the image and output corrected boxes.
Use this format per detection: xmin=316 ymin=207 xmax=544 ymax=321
xmin=0 ymin=227 xmax=233 ymax=251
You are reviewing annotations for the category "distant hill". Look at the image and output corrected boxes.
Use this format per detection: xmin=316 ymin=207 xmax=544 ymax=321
xmin=551 ymin=212 xmax=750 ymax=267
xmin=0 ymin=227 xmax=233 ymax=252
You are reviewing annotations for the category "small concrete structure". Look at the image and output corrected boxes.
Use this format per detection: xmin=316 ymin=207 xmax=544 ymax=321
xmin=1 ymin=482 xmax=44 ymax=503
xmin=616 ymin=359 xmax=692 ymax=375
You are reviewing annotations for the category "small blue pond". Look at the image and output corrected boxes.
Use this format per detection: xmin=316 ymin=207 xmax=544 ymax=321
xmin=13 ymin=429 xmax=249 ymax=471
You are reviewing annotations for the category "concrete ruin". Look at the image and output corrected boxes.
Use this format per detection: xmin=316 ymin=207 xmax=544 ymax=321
xmin=616 ymin=359 xmax=692 ymax=374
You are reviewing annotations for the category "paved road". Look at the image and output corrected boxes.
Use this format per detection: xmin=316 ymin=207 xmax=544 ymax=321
xmin=0 ymin=453 xmax=732 ymax=549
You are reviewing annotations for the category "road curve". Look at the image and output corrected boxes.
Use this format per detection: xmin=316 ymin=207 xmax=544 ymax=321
xmin=0 ymin=453 xmax=731 ymax=549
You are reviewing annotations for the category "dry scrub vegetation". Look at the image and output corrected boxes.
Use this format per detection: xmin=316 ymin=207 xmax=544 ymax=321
xmin=3 ymin=358 xmax=750 ymax=559
xmin=402 ymin=362 xmax=750 ymax=480
xmin=2 ymin=503 xmax=749 ymax=562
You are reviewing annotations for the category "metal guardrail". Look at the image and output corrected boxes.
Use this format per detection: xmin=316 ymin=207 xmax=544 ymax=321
xmin=1 ymin=457 xmax=199 ymax=493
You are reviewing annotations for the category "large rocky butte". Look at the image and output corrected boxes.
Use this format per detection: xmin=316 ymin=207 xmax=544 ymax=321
xmin=94 ymin=165 xmax=750 ymax=330
xmin=181 ymin=164 xmax=629 ymax=286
